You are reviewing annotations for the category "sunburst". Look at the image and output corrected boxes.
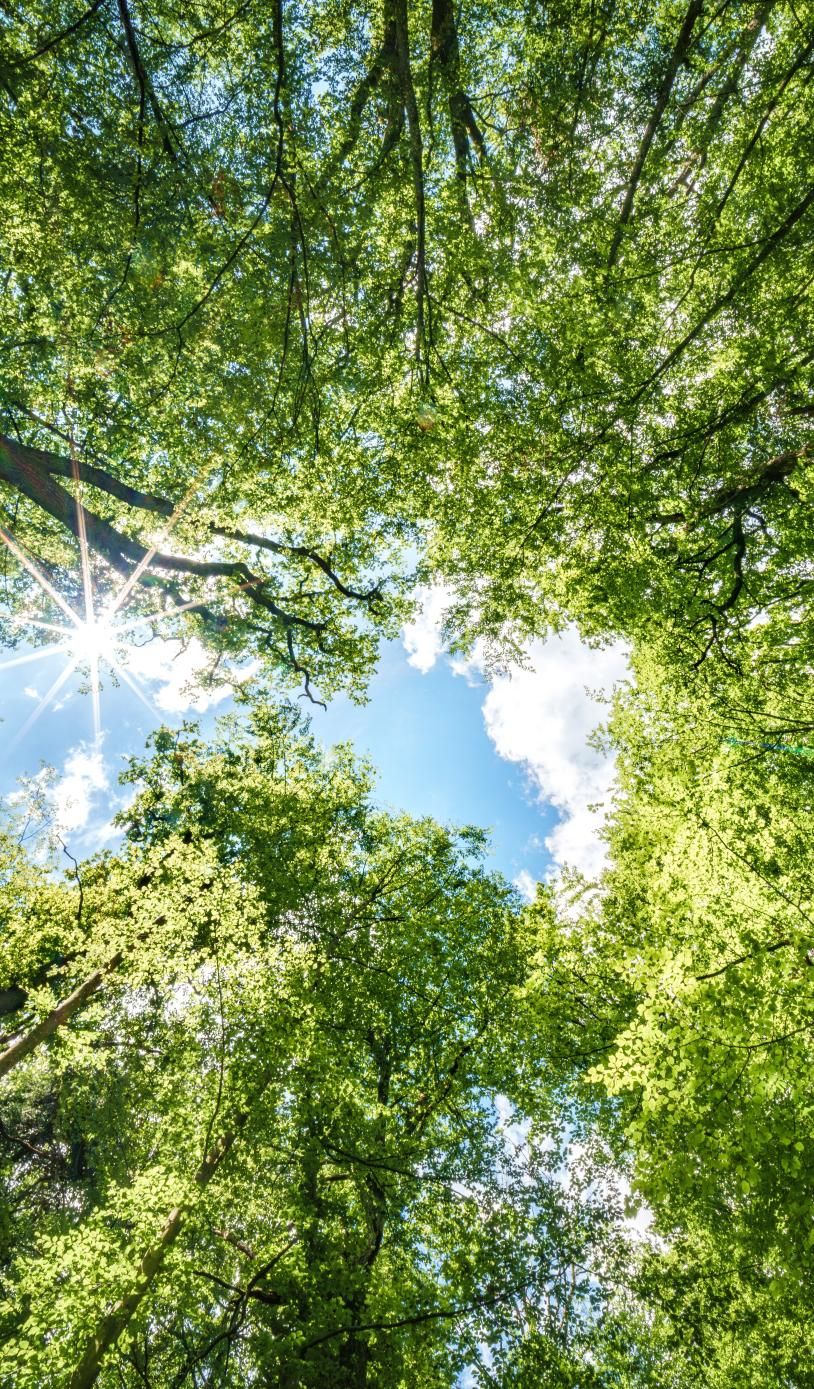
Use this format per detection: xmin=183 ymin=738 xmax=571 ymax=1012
xmin=0 ymin=454 xmax=219 ymax=759
xmin=0 ymin=536 xmax=157 ymax=757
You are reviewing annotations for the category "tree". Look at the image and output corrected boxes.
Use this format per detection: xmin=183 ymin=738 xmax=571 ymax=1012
xmin=0 ymin=0 xmax=523 ymax=695
xmin=4 ymin=4 xmax=814 ymax=1378
xmin=4 ymin=2 xmax=811 ymax=704
xmin=422 ymin=0 xmax=814 ymax=703
xmin=0 ymin=706 xmax=625 ymax=1387
xmin=526 ymin=650 xmax=814 ymax=1383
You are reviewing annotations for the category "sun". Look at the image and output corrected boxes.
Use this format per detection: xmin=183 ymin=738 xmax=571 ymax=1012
xmin=0 ymin=524 xmax=166 ymax=758
xmin=0 ymin=455 xmax=221 ymax=758
xmin=68 ymin=614 xmax=117 ymax=668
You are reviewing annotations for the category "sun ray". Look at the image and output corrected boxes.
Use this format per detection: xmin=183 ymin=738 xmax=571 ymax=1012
xmin=89 ymin=652 xmax=102 ymax=747
xmin=107 ymin=652 xmax=162 ymax=721
xmin=3 ymin=656 xmax=79 ymax=760
xmin=1 ymin=458 xmax=230 ymax=752
xmin=0 ymin=526 xmax=81 ymax=628
xmin=70 ymin=443 xmax=96 ymax=630
xmin=14 ymin=617 xmax=73 ymax=638
xmin=124 ymin=593 xmax=218 ymax=635
xmin=0 ymin=643 xmax=67 ymax=674
xmin=122 ymin=575 xmax=260 ymax=638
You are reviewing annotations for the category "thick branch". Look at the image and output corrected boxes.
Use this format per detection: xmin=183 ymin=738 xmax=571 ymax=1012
xmin=0 ymin=875 xmax=171 ymax=1081
xmin=431 ymin=0 xmax=486 ymax=180
xmin=117 ymin=0 xmax=181 ymax=163
xmin=0 ymin=434 xmax=140 ymax=577
xmin=323 ymin=3 xmax=401 ymax=178
xmin=607 ymin=0 xmax=704 ymax=270
xmin=68 ymin=1127 xmax=241 ymax=1389
xmin=716 ymin=510 xmax=746 ymax=613
xmin=648 ymin=445 xmax=808 ymax=525
xmin=1 ymin=435 xmax=377 ymax=635
xmin=715 ymin=35 xmax=814 ymax=222
xmin=212 ymin=1227 xmax=257 ymax=1260
xmin=213 ymin=525 xmax=381 ymax=603
xmin=393 ymin=0 xmax=428 ymax=374
xmin=698 ymin=448 xmax=806 ymax=518
xmin=0 ymin=436 xmax=328 ymax=642
xmin=0 ymin=986 xmax=28 ymax=1019
xmin=11 ymin=437 xmax=173 ymax=516
xmin=0 ymin=957 xmax=121 ymax=1081
xmin=8 ymin=0 xmax=106 ymax=67
xmin=632 ymin=183 xmax=814 ymax=403
xmin=693 ymin=1 xmax=775 ymax=173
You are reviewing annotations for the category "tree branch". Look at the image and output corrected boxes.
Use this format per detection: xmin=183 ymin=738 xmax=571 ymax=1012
xmin=0 ymin=433 xmax=385 ymax=677
xmin=607 ymin=0 xmax=704 ymax=271
xmin=7 ymin=0 xmax=106 ymax=67
xmin=301 ymin=1283 xmax=523 ymax=1352
xmin=68 ymin=1123 xmax=246 ymax=1389
xmin=322 ymin=3 xmax=400 ymax=178
xmin=632 ymin=182 xmax=814 ymax=403
xmin=117 ymin=0 xmax=182 ymax=164
xmin=692 ymin=1 xmax=775 ymax=175
xmin=393 ymin=0 xmax=428 ymax=376
xmin=696 ymin=937 xmax=793 ymax=981
xmin=11 ymin=437 xmax=174 ymax=516
xmin=430 ymin=0 xmax=486 ymax=182
xmin=213 ymin=525 xmax=382 ymax=604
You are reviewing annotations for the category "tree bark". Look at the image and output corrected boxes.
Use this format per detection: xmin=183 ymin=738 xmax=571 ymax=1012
xmin=68 ymin=1128 xmax=239 ymax=1389
xmin=431 ymin=0 xmax=485 ymax=179
xmin=0 ymin=954 xmax=122 ymax=1080
xmin=0 ymin=434 xmax=372 ymax=625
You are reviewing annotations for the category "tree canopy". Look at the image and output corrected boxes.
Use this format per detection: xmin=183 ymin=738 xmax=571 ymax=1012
xmin=2 ymin=0 xmax=814 ymax=1383
xmin=0 ymin=709 xmax=630 ymax=1387
xmin=528 ymin=652 xmax=814 ymax=1384
xmin=1 ymin=0 xmax=811 ymax=701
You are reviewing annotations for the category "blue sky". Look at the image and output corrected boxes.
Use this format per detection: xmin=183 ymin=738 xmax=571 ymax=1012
xmin=0 ymin=600 xmax=628 ymax=891
xmin=316 ymin=640 xmax=559 ymax=884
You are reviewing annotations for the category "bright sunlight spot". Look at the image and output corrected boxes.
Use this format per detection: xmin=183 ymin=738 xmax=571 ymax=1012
xmin=68 ymin=616 xmax=117 ymax=667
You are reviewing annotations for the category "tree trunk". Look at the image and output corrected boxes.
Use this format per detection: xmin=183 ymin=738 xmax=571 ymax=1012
xmin=0 ymin=954 xmax=122 ymax=1080
xmin=68 ymin=1127 xmax=241 ymax=1388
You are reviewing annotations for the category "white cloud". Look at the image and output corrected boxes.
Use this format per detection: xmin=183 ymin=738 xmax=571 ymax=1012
xmin=467 ymin=629 xmax=628 ymax=880
xmin=51 ymin=746 xmax=108 ymax=833
xmin=495 ymin=1092 xmax=533 ymax=1156
xmin=82 ymin=816 xmax=125 ymax=850
xmin=23 ymin=686 xmax=39 ymax=701
xmin=401 ymin=596 xmax=629 ymax=879
xmin=402 ymin=585 xmax=452 ymax=673
xmin=513 ymin=868 xmax=538 ymax=903
xmin=124 ymin=636 xmax=256 ymax=713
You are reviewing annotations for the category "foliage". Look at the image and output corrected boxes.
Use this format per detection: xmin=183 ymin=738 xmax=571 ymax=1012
xmin=2 ymin=1 xmax=814 ymax=1382
xmin=0 ymin=709 xmax=629 ymax=1387
xmin=527 ymin=651 xmax=814 ymax=1383
xmin=1 ymin=1 xmax=811 ymax=702
xmin=422 ymin=0 xmax=814 ymax=704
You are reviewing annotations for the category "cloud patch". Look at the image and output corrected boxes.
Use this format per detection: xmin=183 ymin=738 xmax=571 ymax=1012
xmin=402 ymin=592 xmax=629 ymax=881
xmin=126 ymin=636 xmax=255 ymax=714
xmin=513 ymin=868 xmax=538 ymax=903
xmin=474 ymin=630 xmax=628 ymax=878
xmin=52 ymin=746 xmax=108 ymax=833
xmin=402 ymin=586 xmax=452 ymax=673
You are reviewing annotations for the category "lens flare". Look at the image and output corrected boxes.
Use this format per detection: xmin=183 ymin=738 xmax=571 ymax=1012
xmin=0 ymin=532 xmax=160 ymax=756
xmin=0 ymin=451 xmax=221 ymax=757
xmin=68 ymin=616 xmax=116 ymax=668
